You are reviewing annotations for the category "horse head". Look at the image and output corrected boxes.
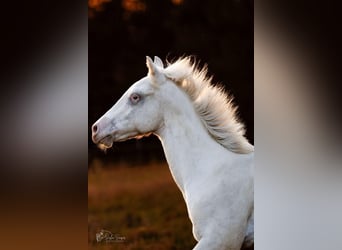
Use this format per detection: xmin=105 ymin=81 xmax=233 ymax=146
xmin=91 ymin=56 xmax=167 ymax=149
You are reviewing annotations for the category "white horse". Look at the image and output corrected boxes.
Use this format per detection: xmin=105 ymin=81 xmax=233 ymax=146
xmin=91 ymin=56 xmax=254 ymax=250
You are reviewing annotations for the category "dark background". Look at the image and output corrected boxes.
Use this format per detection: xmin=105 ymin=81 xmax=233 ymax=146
xmin=89 ymin=0 xmax=254 ymax=165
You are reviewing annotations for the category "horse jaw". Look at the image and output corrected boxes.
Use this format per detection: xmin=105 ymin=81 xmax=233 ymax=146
xmin=95 ymin=131 xmax=150 ymax=150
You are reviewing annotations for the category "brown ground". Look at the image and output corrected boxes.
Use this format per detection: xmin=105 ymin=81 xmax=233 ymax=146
xmin=88 ymin=161 xmax=196 ymax=250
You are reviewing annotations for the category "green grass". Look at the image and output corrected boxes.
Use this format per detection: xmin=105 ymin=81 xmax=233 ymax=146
xmin=88 ymin=161 xmax=197 ymax=249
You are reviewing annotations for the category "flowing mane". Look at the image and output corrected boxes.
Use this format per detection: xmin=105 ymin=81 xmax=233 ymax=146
xmin=164 ymin=57 xmax=254 ymax=154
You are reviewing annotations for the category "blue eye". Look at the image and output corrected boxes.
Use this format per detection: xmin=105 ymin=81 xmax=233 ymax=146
xmin=130 ymin=93 xmax=141 ymax=104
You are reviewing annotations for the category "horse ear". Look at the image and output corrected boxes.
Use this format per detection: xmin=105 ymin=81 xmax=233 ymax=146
xmin=146 ymin=56 xmax=158 ymax=76
xmin=146 ymin=56 xmax=165 ymax=86
xmin=154 ymin=56 xmax=164 ymax=68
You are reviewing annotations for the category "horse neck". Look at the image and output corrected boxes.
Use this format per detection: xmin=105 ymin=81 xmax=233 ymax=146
xmin=155 ymin=85 xmax=227 ymax=192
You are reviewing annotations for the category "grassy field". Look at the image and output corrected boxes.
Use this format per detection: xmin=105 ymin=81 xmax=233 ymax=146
xmin=88 ymin=161 xmax=197 ymax=250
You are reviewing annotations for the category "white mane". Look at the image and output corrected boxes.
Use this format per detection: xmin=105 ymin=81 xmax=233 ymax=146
xmin=164 ymin=57 xmax=254 ymax=154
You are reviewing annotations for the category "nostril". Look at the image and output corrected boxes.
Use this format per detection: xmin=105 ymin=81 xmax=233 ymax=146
xmin=92 ymin=124 xmax=98 ymax=134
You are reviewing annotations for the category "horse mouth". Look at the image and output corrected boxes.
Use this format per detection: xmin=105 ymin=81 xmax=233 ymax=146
xmin=97 ymin=135 xmax=113 ymax=149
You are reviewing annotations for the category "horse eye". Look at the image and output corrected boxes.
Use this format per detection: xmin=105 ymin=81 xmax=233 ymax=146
xmin=130 ymin=93 xmax=141 ymax=104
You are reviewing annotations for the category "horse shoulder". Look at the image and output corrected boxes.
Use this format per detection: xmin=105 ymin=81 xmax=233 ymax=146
xmin=184 ymin=152 xmax=253 ymax=242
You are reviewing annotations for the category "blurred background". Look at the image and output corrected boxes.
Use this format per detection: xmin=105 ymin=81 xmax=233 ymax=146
xmin=88 ymin=0 xmax=254 ymax=166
